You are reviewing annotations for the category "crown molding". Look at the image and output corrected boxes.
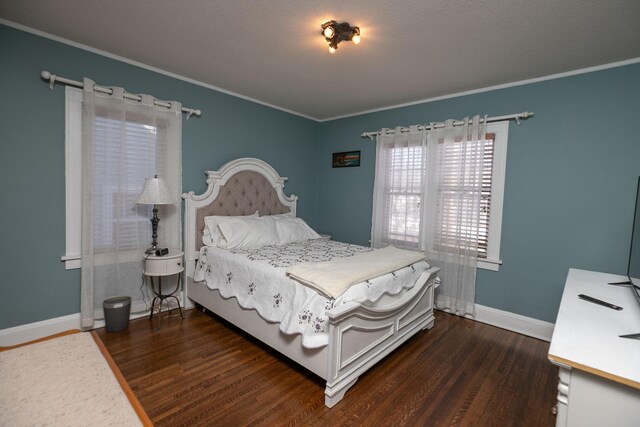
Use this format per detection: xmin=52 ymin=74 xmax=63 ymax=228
xmin=2 ymin=18 xmax=639 ymax=124
xmin=319 ymin=57 xmax=640 ymax=122
xmin=0 ymin=18 xmax=318 ymax=122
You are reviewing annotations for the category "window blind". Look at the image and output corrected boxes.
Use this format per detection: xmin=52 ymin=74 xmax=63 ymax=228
xmin=383 ymin=143 xmax=423 ymax=247
xmin=436 ymin=134 xmax=495 ymax=258
xmin=92 ymin=116 xmax=163 ymax=252
xmin=478 ymin=134 xmax=496 ymax=257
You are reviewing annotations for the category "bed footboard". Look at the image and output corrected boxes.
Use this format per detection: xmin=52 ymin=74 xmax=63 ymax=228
xmin=324 ymin=267 xmax=439 ymax=407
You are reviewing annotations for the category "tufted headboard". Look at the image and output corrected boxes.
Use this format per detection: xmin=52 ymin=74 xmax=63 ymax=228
xmin=182 ymin=158 xmax=298 ymax=273
xmin=194 ymin=170 xmax=291 ymax=248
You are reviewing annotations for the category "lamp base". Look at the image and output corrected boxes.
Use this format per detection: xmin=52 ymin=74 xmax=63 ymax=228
xmin=146 ymin=206 xmax=160 ymax=256
xmin=145 ymin=247 xmax=169 ymax=256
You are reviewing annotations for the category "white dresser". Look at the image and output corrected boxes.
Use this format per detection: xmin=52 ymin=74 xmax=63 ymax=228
xmin=548 ymin=269 xmax=640 ymax=427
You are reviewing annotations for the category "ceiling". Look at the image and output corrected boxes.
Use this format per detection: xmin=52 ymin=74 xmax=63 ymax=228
xmin=1 ymin=0 xmax=639 ymax=120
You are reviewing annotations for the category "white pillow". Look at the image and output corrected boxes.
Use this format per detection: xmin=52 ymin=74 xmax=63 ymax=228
xmin=261 ymin=211 xmax=295 ymax=218
xmin=203 ymin=211 xmax=258 ymax=246
xmin=274 ymin=217 xmax=321 ymax=244
xmin=216 ymin=217 xmax=281 ymax=249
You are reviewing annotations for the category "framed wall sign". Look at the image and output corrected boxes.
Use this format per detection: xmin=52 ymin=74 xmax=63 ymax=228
xmin=332 ymin=150 xmax=360 ymax=168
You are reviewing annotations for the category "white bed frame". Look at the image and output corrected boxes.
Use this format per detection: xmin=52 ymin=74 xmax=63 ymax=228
xmin=182 ymin=158 xmax=439 ymax=407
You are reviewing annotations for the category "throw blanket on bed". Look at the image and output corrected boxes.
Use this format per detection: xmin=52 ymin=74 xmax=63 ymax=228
xmin=287 ymin=246 xmax=426 ymax=298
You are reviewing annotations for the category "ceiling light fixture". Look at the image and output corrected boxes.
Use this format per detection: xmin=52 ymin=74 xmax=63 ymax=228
xmin=321 ymin=20 xmax=360 ymax=54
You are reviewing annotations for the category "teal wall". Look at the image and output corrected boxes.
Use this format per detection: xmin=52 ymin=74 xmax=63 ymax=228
xmin=0 ymin=25 xmax=320 ymax=329
xmin=316 ymin=63 xmax=640 ymax=323
xmin=2 ymin=22 xmax=639 ymax=329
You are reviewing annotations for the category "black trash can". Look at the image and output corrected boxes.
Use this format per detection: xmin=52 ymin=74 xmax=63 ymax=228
xmin=103 ymin=296 xmax=131 ymax=332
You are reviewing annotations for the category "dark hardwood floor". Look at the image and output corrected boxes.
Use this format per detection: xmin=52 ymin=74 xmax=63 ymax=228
xmin=96 ymin=308 xmax=558 ymax=426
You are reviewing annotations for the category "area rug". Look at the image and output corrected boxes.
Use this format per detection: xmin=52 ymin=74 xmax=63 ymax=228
xmin=0 ymin=331 xmax=151 ymax=426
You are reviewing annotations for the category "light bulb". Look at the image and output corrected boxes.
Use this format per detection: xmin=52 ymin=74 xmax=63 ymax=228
xmin=329 ymin=45 xmax=336 ymax=54
xmin=323 ymin=26 xmax=335 ymax=39
xmin=352 ymin=34 xmax=361 ymax=45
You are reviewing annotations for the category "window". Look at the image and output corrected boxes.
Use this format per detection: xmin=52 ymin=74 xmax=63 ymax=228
xmin=382 ymin=122 xmax=508 ymax=271
xmin=62 ymin=87 xmax=160 ymax=268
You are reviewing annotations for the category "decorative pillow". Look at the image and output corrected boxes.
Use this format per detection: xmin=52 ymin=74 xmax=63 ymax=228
xmin=203 ymin=211 xmax=258 ymax=246
xmin=216 ymin=217 xmax=280 ymax=249
xmin=274 ymin=217 xmax=321 ymax=244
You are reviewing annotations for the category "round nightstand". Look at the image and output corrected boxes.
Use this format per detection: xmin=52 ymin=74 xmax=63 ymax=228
xmin=144 ymin=250 xmax=184 ymax=329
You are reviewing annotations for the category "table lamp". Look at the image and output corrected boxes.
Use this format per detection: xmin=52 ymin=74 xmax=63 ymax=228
xmin=137 ymin=175 xmax=174 ymax=254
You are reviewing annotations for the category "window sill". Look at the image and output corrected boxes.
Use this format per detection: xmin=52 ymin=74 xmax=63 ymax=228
xmin=61 ymin=250 xmax=147 ymax=270
xmin=61 ymin=254 xmax=81 ymax=270
xmin=478 ymin=258 xmax=502 ymax=272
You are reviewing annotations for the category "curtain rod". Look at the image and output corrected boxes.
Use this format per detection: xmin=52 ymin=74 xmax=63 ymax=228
xmin=361 ymin=111 xmax=533 ymax=140
xmin=40 ymin=71 xmax=202 ymax=119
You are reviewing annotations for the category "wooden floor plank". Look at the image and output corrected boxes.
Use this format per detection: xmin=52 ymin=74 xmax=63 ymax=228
xmin=96 ymin=308 xmax=558 ymax=427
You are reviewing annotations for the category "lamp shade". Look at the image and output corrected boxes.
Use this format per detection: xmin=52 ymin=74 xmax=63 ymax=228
xmin=137 ymin=176 xmax=174 ymax=205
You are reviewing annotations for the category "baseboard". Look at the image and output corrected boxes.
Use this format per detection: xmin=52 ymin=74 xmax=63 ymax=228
xmin=0 ymin=313 xmax=82 ymax=347
xmin=2 ymin=300 xmax=551 ymax=346
xmin=473 ymin=304 xmax=555 ymax=342
xmin=0 ymin=293 xmax=187 ymax=346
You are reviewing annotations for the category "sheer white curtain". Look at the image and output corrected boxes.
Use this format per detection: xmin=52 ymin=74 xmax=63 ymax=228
xmin=80 ymin=78 xmax=182 ymax=329
xmin=371 ymin=126 xmax=427 ymax=250
xmin=422 ymin=116 xmax=486 ymax=317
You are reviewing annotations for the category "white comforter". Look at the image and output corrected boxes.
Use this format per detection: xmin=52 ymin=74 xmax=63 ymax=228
xmin=193 ymin=239 xmax=432 ymax=349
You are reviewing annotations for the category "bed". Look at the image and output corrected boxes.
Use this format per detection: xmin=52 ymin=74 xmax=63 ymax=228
xmin=182 ymin=157 xmax=439 ymax=407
